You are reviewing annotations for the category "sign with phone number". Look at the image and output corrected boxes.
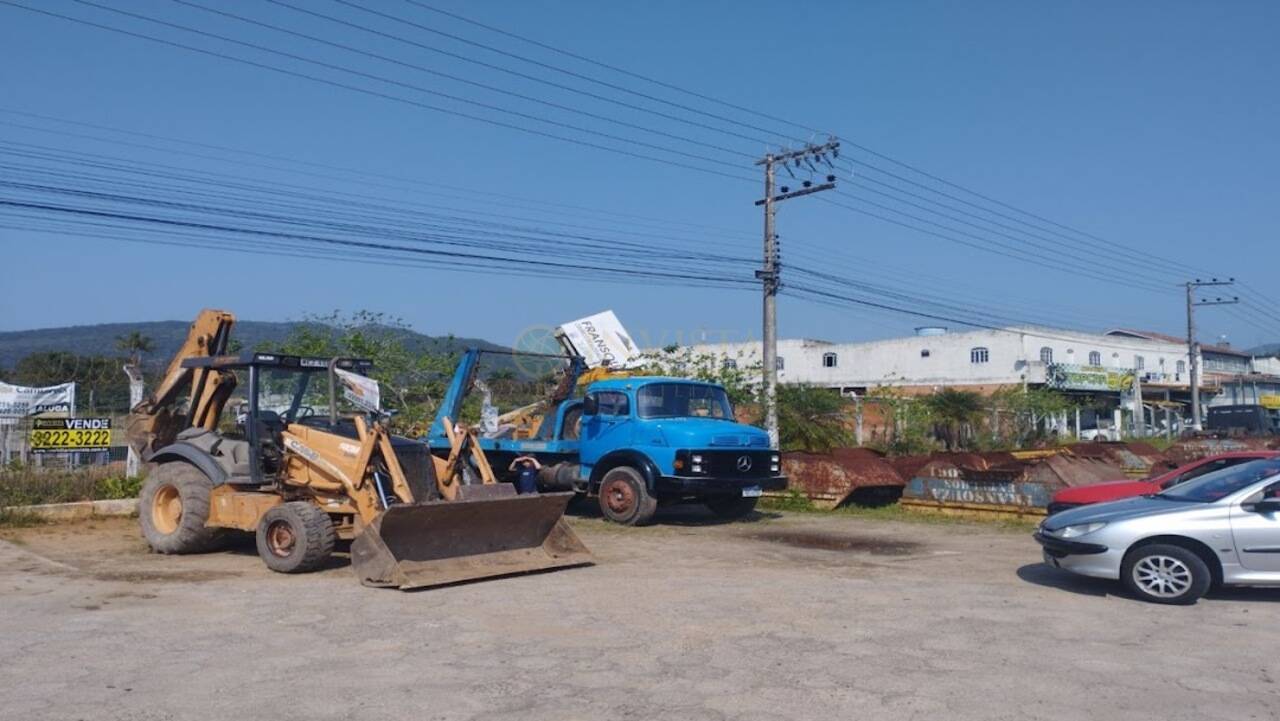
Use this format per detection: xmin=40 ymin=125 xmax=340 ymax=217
xmin=30 ymin=418 xmax=113 ymax=453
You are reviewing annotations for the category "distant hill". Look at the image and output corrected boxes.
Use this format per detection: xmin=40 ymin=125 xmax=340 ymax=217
xmin=0 ymin=319 xmax=510 ymax=370
xmin=1247 ymin=343 xmax=1280 ymax=358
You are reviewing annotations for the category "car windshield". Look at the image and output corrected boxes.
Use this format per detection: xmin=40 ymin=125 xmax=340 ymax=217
xmin=636 ymin=383 xmax=733 ymax=419
xmin=1158 ymin=458 xmax=1280 ymax=503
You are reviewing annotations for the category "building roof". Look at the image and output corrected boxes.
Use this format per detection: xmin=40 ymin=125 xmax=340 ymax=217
xmin=1105 ymin=328 xmax=1250 ymax=357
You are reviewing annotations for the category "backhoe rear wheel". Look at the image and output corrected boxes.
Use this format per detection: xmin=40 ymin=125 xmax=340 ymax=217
xmin=139 ymin=462 xmax=224 ymax=554
xmin=255 ymin=502 xmax=335 ymax=574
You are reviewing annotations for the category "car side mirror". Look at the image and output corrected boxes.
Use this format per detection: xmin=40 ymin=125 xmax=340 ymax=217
xmin=1248 ymin=498 xmax=1280 ymax=514
xmin=582 ymin=396 xmax=598 ymax=416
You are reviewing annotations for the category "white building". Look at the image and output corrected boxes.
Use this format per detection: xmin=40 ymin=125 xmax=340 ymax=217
xmin=689 ymin=325 xmax=1280 ymax=435
xmin=694 ymin=326 xmax=1192 ymax=394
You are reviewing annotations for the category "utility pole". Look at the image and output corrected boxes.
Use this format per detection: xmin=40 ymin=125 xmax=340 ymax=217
xmin=755 ymin=139 xmax=840 ymax=447
xmin=1185 ymin=278 xmax=1238 ymax=431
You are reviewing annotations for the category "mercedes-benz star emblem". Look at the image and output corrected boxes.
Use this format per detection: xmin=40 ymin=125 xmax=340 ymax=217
xmin=736 ymin=455 xmax=753 ymax=472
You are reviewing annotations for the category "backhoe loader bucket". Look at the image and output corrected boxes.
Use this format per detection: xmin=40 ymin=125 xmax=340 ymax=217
xmin=350 ymin=487 xmax=591 ymax=589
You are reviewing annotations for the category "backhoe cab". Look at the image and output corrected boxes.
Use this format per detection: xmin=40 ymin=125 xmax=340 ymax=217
xmin=131 ymin=310 xmax=589 ymax=589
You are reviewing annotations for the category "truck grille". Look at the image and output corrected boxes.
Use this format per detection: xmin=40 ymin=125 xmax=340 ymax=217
xmin=695 ymin=449 xmax=776 ymax=480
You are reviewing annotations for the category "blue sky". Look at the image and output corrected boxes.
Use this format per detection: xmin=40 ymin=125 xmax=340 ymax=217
xmin=1 ymin=0 xmax=1277 ymax=351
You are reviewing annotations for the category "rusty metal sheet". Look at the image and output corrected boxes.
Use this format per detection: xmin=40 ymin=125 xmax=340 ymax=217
xmin=902 ymin=476 xmax=1052 ymax=509
xmin=1166 ymin=436 xmax=1280 ymax=466
xmin=899 ymin=450 xmax=1128 ymax=512
xmin=780 ymin=449 xmax=904 ymax=509
xmin=1066 ymin=442 xmax=1159 ymax=477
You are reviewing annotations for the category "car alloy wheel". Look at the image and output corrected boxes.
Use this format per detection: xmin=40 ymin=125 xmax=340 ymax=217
xmin=1132 ymin=554 xmax=1193 ymax=599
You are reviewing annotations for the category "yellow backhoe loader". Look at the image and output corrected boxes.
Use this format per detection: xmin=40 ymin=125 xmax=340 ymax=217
xmin=126 ymin=310 xmax=590 ymax=589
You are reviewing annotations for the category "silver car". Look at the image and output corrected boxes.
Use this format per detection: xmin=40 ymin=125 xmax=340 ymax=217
xmin=1036 ymin=457 xmax=1280 ymax=604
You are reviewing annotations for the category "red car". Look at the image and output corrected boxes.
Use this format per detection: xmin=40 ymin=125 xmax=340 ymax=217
xmin=1046 ymin=451 xmax=1280 ymax=515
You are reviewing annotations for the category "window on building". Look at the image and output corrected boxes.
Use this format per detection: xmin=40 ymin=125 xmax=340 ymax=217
xmin=1088 ymin=350 xmax=1102 ymax=366
xmin=970 ymin=347 xmax=989 ymax=364
xmin=1134 ymin=355 xmax=1145 ymax=370
xmin=1177 ymin=360 xmax=1186 ymax=376
xmin=775 ymin=357 xmax=784 ymax=371
xmin=921 ymin=349 xmax=931 ymax=358
xmin=822 ymin=352 xmax=838 ymax=368
xmin=1039 ymin=346 xmax=1053 ymax=364
xmin=722 ymin=358 xmax=737 ymax=370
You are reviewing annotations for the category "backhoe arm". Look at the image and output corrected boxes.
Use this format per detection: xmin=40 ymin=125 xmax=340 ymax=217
xmin=125 ymin=309 xmax=236 ymax=457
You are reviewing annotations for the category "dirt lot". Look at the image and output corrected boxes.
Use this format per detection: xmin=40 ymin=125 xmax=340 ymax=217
xmin=2 ymin=508 xmax=1279 ymax=721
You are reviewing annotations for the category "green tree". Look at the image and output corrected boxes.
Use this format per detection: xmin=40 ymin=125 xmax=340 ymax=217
xmin=4 ymin=351 xmax=130 ymax=413
xmin=265 ymin=310 xmax=456 ymax=433
xmin=775 ymin=384 xmax=853 ymax=453
xmin=114 ymin=331 xmax=154 ymax=367
xmin=864 ymin=385 xmax=934 ymax=455
xmin=924 ymin=387 xmax=985 ymax=450
xmin=990 ymin=386 xmax=1074 ymax=446
xmin=637 ymin=345 xmax=760 ymax=411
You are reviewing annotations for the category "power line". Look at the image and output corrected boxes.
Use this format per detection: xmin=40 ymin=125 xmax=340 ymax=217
xmin=172 ymin=0 xmax=756 ymax=160
xmin=381 ymin=1 xmax=1236 ymax=286
xmin=1 ymin=1 xmax=755 ymax=183
xmin=69 ymin=0 xmax=751 ymax=174
xmin=334 ymin=0 xmax=804 ymax=146
xmin=395 ymin=0 xmax=821 ymax=139
xmin=0 ymin=108 xmax=759 ymax=242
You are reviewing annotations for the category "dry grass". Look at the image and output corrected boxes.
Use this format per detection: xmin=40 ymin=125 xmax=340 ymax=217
xmin=0 ymin=462 xmax=143 ymax=509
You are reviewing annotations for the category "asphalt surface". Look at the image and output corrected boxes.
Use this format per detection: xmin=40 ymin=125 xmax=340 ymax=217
xmin=2 ymin=508 xmax=1279 ymax=721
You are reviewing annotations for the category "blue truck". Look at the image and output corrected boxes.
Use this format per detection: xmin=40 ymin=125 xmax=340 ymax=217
xmin=425 ymin=349 xmax=787 ymax=525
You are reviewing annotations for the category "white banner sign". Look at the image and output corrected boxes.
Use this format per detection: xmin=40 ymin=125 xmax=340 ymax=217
xmin=0 ymin=381 xmax=75 ymax=418
xmin=558 ymin=310 xmax=640 ymax=370
xmin=333 ymin=368 xmax=380 ymax=413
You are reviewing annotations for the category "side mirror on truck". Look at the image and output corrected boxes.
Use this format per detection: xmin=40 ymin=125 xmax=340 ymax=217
xmin=582 ymin=395 xmax=598 ymax=416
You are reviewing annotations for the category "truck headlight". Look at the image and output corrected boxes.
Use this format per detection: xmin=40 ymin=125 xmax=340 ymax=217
xmin=691 ymin=464 xmax=702 ymax=473
xmin=1055 ymin=522 xmax=1106 ymax=539
xmin=691 ymin=454 xmax=703 ymax=464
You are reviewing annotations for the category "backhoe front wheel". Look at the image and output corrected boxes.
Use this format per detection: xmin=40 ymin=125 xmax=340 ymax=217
xmin=139 ymin=462 xmax=223 ymax=554
xmin=255 ymin=502 xmax=336 ymax=574
xmin=598 ymin=466 xmax=657 ymax=526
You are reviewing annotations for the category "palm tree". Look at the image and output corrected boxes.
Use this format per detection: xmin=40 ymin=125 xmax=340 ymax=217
xmin=115 ymin=331 xmax=154 ymax=367
xmin=777 ymin=384 xmax=854 ymax=453
xmin=925 ymin=388 xmax=985 ymax=450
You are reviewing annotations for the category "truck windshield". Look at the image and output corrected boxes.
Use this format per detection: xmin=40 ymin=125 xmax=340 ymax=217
xmin=637 ymin=383 xmax=733 ymax=420
xmin=1158 ymin=458 xmax=1280 ymax=503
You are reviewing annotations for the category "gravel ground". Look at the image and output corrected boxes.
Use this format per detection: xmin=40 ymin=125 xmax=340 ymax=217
xmin=2 ymin=507 xmax=1279 ymax=721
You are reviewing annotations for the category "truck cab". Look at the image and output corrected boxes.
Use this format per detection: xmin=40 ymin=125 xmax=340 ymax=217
xmin=580 ymin=377 xmax=785 ymax=523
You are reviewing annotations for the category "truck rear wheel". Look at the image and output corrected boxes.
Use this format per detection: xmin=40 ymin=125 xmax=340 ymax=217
xmin=139 ymin=462 xmax=224 ymax=554
xmin=256 ymin=502 xmax=336 ymax=574
xmin=706 ymin=496 xmax=758 ymax=520
xmin=598 ymin=466 xmax=657 ymax=526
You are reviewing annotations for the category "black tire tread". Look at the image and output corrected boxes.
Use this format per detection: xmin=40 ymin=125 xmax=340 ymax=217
xmin=597 ymin=466 xmax=658 ymax=526
xmin=139 ymin=462 xmax=223 ymax=554
xmin=1121 ymin=543 xmax=1211 ymax=605
xmin=255 ymin=502 xmax=336 ymax=574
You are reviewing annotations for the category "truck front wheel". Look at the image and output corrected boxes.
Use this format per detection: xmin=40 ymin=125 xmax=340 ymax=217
xmin=597 ymin=466 xmax=657 ymax=526
xmin=706 ymin=496 xmax=758 ymax=520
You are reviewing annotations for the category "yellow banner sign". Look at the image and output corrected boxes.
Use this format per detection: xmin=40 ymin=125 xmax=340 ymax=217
xmin=30 ymin=417 xmax=113 ymax=453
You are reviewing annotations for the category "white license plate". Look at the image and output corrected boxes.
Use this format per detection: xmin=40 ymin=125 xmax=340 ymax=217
xmin=742 ymin=486 xmax=763 ymax=498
